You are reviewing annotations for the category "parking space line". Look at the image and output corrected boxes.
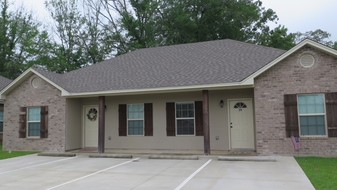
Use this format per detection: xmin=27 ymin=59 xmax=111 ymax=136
xmin=0 ymin=156 xmax=77 ymax=175
xmin=46 ymin=157 xmax=140 ymax=190
xmin=174 ymin=159 xmax=212 ymax=190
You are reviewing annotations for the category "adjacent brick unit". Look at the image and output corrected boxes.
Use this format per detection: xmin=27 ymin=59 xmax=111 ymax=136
xmin=3 ymin=75 xmax=66 ymax=152
xmin=255 ymin=45 xmax=337 ymax=156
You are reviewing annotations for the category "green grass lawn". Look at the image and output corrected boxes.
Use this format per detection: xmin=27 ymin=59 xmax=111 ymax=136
xmin=296 ymin=157 xmax=337 ymax=190
xmin=0 ymin=145 xmax=37 ymax=160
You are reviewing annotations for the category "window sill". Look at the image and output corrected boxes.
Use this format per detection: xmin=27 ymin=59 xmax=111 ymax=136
xmin=176 ymin=135 xmax=196 ymax=137
xmin=300 ymin=136 xmax=328 ymax=140
xmin=26 ymin=137 xmax=41 ymax=140
xmin=127 ymin=135 xmax=145 ymax=137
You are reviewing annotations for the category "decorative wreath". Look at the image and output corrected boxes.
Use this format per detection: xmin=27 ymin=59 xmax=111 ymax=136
xmin=87 ymin=108 xmax=98 ymax=121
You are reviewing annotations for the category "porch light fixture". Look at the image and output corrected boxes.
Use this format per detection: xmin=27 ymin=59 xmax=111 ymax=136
xmin=219 ymin=100 xmax=224 ymax=108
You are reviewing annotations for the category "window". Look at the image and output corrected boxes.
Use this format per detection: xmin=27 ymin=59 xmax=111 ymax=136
xmin=19 ymin=106 xmax=48 ymax=139
xmin=27 ymin=107 xmax=41 ymax=137
xmin=0 ymin=111 xmax=3 ymax=133
xmin=176 ymin=103 xmax=195 ymax=135
xmin=127 ymin=104 xmax=144 ymax=136
xmin=119 ymin=103 xmax=152 ymax=136
xmin=298 ymin=94 xmax=326 ymax=136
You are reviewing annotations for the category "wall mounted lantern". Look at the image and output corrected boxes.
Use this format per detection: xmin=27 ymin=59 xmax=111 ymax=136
xmin=219 ymin=100 xmax=224 ymax=108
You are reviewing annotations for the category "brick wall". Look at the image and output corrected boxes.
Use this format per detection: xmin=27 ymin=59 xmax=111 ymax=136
xmin=255 ymin=45 xmax=337 ymax=156
xmin=3 ymin=75 xmax=66 ymax=152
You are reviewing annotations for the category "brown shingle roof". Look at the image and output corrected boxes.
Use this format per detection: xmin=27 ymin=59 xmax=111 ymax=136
xmin=36 ymin=39 xmax=286 ymax=93
xmin=0 ymin=76 xmax=11 ymax=91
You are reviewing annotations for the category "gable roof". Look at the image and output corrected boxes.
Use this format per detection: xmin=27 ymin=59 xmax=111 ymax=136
xmin=0 ymin=68 xmax=69 ymax=99
xmin=0 ymin=76 xmax=11 ymax=91
xmin=34 ymin=39 xmax=285 ymax=96
xmin=4 ymin=39 xmax=335 ymax=98
xmin=243 ymin=39 xmax=337 ymax=84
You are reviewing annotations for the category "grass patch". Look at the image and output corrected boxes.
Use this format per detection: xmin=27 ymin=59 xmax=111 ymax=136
xmin=296 ymin=157 xmax=337 ymax=190
xmin=0 ymin=145 xmax=37 ymax=160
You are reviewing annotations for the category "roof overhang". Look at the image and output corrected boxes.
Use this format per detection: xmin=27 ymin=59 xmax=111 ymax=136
xmin=0 ymin=68 xmax=69 ymax=99
xmin=242 ymin=39 xmax=337 ymax=84
xmin=64 ymin=82 xmax=254 ymax=98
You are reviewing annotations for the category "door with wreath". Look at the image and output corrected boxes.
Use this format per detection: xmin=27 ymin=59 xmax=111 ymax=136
xmin=84 ymin=106 xmax=99 ymax=147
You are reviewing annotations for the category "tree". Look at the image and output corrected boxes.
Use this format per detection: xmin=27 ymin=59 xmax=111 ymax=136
xmin=97 ymin=0 xmax=283 ymax=53
xmin=160 ymin=0 xmax=279 ymax=44
xmin=46 ymin=0 xmax=115 ymax=73
xmin=257 ymin=26 xmax=296 ymax=50
xmin=295 ymin=29 xmax=334 ymax=47
xmin=0 ymin=0 xmax=52 ymax=79
xmin=81 ymin=0 xmax=115 ymax=63
xmin=46 ymin=0 xmax=87 ymax=72
xmin=93 ymin=0 xmax=163 ymax=54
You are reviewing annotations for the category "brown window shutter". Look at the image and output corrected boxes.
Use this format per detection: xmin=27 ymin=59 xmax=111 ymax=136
xmin=166 ymin=102 xmax=175 ymax=136
xmin=119 ymin=104 xmax=127 ymax=136
xmin=19 ymin=107 xmax=27 ymax=138
xmin=195 ymin=101 xmax=203 ymax=136
xmin=40 ymin=106 xmax=48 ymax=138
xmin=326 ymin=92 xmax=337 ymax=137
xmin=284 ymin=94 xmax=299 ymax=137
xmin=144 ymin=103 xmax=153 ymax=136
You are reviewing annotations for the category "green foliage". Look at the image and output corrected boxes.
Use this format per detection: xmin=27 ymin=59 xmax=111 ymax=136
xmin=296 ymin=157 xmax=337 ymax=190
xmin=257 ymin=26 xmax=296 ymax=50
xmin=46 ymin=0 xmax=87 ymax=72
xmin=0 ymin=0 xmax=52 ymax=79
xmin=99 ymin=0 xmax=294 ymax=53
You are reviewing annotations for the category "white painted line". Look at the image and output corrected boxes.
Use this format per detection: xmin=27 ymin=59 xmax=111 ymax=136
xmin=174 ymin=159 xmax=212 ymax=190
xmin=0 ymin=156 xmax=77 ymax=175
xmin=46 ymin=157 xmax=140 ymax=190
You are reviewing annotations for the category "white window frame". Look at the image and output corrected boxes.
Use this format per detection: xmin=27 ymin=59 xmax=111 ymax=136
xmin=175 ymin=102 xmax=195 ymax=136
xmin=297 ymin=94 xmax=328 ymax=137
xmin=127 ymin=103 xmax=144 ymax=136
xmin=27 ymin=107 xmax=41 ymax=138
xmin=0 ymin=111 xmax=3 ymax=134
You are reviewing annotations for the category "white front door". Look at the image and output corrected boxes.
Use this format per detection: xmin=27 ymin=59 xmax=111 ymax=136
xmin=229 ymin=99 xmax=255 ymax=149
xmin=84 ymin=106 xmax=99 ymax=147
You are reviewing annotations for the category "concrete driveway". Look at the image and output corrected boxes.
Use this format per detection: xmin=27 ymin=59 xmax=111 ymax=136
xmin=0 ymin=154 xmax=314 ymax=190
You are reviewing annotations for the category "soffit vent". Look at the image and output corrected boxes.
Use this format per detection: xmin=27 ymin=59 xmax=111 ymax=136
xmin=300 ymin=54 xmax=315 ymax=68
xmin=31 ymin=77 xmax=43 ymax=89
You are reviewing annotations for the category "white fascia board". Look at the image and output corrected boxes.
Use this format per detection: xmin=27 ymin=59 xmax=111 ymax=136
xmin=0 ymin=68 xmax=69 ymax=99
xmin=242 ymin=39 xmax=337 ymax=84
xmin=64 ymin=82 xmax=254 ymax=98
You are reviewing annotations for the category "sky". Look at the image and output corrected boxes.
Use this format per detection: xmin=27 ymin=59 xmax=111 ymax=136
xmin=261 ymin=0 xmax=337 ymax=41
xmin=12 ymin=0 xmax=337 ymax=41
